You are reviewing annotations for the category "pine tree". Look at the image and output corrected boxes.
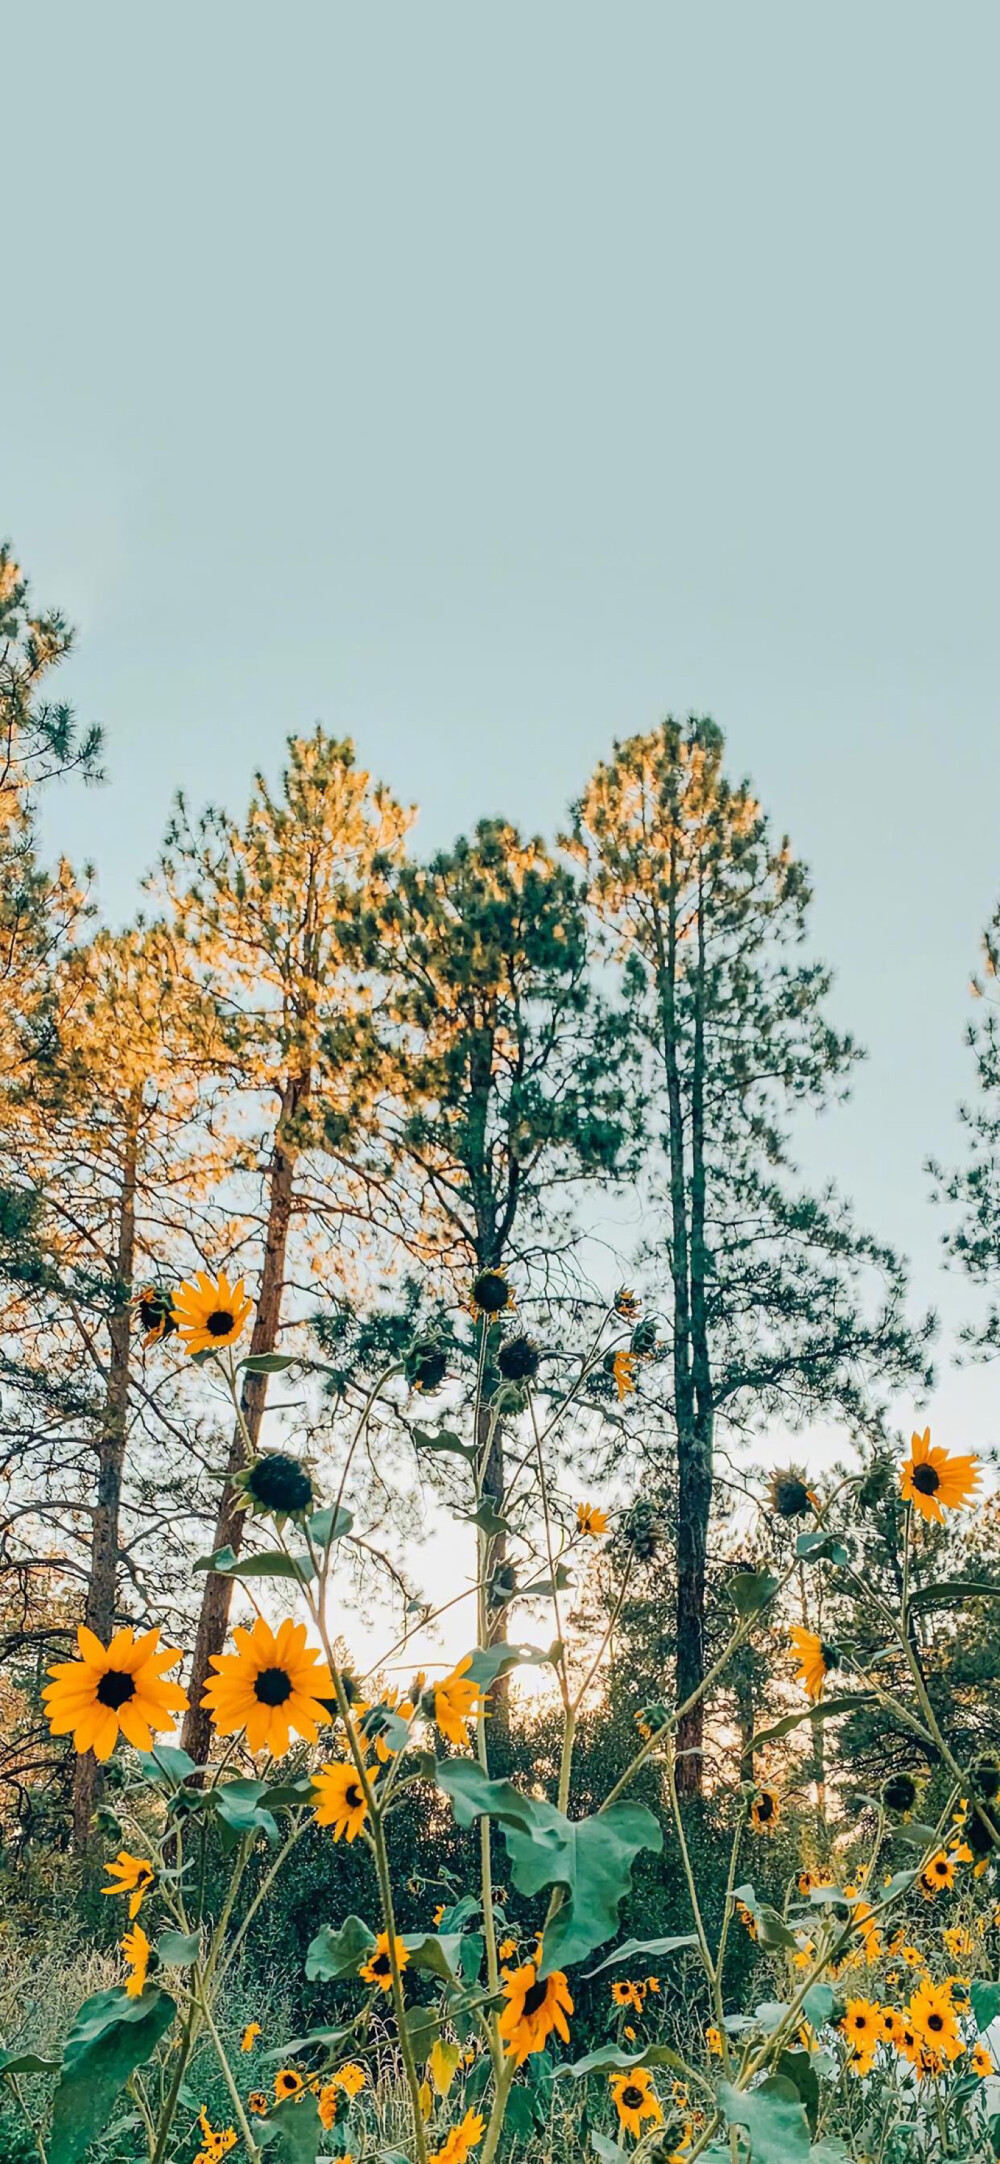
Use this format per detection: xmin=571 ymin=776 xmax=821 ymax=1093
xmin=570 ymin=717 xmax=933 ymax=1790
xmin=158 ymin=729 xmax=411 ymax=1760
xmin=929 ymin=899 xmax=1000 ymax=1355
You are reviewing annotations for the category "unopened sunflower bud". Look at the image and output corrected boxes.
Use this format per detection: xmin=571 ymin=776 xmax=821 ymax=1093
xmin=498 ymin=1335 xmax=540 ymax=1382
xmin=405 ymin=1338 xmax=448 ymax=1392
xmin=234 ymin=1451 xmax=315 ymax=1526
xmin=471 ymin=1269 xmax=512 ymax=1317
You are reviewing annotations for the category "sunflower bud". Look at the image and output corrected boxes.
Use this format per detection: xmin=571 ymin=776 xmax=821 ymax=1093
xmin=622 ymin=1502 xmax=664 ymax=1562
xmin=630 ymin=1318 xmax=659 ymax=1358
xmin=234 ymin=1452 xmax=315 ymax=1526
xmin=766 ymin=1467 xmax=813 ymax=1521
xmin=614 ymin=1287 xmax=641 ymax=1321
xmin=498 ymin=1335 xmax=540 ymax=1382
xmin=881 ymin=1772 xmax=918 ymax=1815
xmin=405 ymin=1336 xmax=448 ymax=1393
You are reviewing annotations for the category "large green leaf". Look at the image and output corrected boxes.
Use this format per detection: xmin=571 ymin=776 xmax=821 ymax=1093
xmin=413 ymin=1426 xmax=477 ymax=1465
xmin=0 ymin=2049 xmax=59 ymax=2076
xmin=801 ymin=1984 xmax=836 ymax=2027
xmin=304 ymin=1914 xmax=376 ymax=1981
xmin=193 ymin=1544 xmax=314 ymax=1583
xmin=155 ymin=1930 xmax=199 ymax=1968
xmin=558 ymin=2042 xmax=688 ymax=2079
xmin=460 ymin=1499 xmax=512 ymax=1537
xmin=908 ymin=1578 xmax=1000 ymax=1614
xmin=241 ymin=1351 xmax=298 ymax=1373
xmin=584 ymin=1934 xmax=699 ymax=1976
xmin=794 ymin=1531 xmax=849 ymax=1567
xmin=400 ymin=1932 xmax=463 ymax=1983
xmin=971 ymin=1980 xmax=1000 ymax=2032
xmin=261 ymin=2089 xmax=323 ymax=2162
xmin=750 ymin=1697 xmax=872 ymax=1753
xmin=465 ymin=1642 xmax=561 ymax=1689
xmin=306 ymin=1503 xmax=353 ymax=1547
xmin=776 ymin=2050 xmax=820 ymax=2134
xmin=135 ymin=1742 xmax=198 ymax=1789
xmin=591 ymin=2136 xmax=630 ymax=2164
xmin=729 ymin=1569 xmax=781 ymax=1617
xmin=717 ymin=2076 xmax=811 ymax=2164
xmin=435 ymin=1761 xmax=661 ymax=1974
xmin=48 ymin=1986 xmax=176 ymax=2164
xmin=211 ymin=1779 xmax=279 ymax=1847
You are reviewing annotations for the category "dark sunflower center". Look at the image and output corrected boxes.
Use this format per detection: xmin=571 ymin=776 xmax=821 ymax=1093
xmin=928 ymin=2012 xmax=944 ymax=2031
xmin=138 ymin=1299 xmax=160 ymax=1330
xmin=757 ymin=1795 xmax=774 ymax=1820
xmin=522 ymin=1979 xmax=550 ymax=2018
xmin=372 ymin=1952 xmax=391 ymax=1976
xmin=912 ymin=1462 xmax=940 ymax=1495
xmin=207 ymin=1308 xmax=235 ymax=1337
xmin=345 ymin=1783 xmax=363 ymax=1809
xmin=934 ymin=1861 xmax=948 ymax=1876
xmin=254 ymin=1666 xmax=292 ymax=1706
xmin=97 ymin=1669 xmax=136 ymax=1709
xmin=621 ymin=2086 xmax=644 ymax=2109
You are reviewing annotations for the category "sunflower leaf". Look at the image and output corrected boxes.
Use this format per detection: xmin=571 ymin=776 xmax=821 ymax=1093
xmin=971 ymin=1981 xmax=1000 ymax=2031
xmin=459 ymin=1500 xmax=512 ymax=1537
xmin=729 ymin=1569 xmax=781 ymax=1617
xmin=908 ymin=1579 xmax=1000 ymax=1614
xmin=591 ymin=2136 xmax=630 ymax=2164
xmin=304 ymin=1914 xmax=376 ymax=1981
xmin=435 ymin=1761 xmax=662 ymax=1975
xmin=558 ymin=2043 xmax=688 ymax=2078
xmin=584 ymin=1935 xmax=699 ymax=1976
xmin=306 ymin=1504 xmax=353 ymax=1547
xmin=193 ymin=1545 xmax=315 ymax=1583
xmin=48 ymin=1986 xmax=177 ymax=2164
xmin=134 ymin=1743 xmax=198 ymax=1789
xmin=717 ymin=2075 xmax=812 ymax=2164
xmin=210 ymin=1780 xmax=280 ymax=1847
xmin=261 ymin=2089 xmax=322 ymax=2162
xmin=413 ymin=1426 xmax=477 ymax=1465
xmin=750 ymin=1697 xmax=873 ymax=1752
xmin=400 ymin=1933 xmax=464 ymax=1983
xmin=155 ymin=1930 xmax=199 ymax=1968
xmin=465 ymin=1642 xmax=561 ymax=1689
xmin=240 ymin=1352 xmax=298 ymax=1373
xmin=795 ymin=1532 xmax=851 ymax=1567
xmin=0 ymin=2049 xmax=60 ymax=2076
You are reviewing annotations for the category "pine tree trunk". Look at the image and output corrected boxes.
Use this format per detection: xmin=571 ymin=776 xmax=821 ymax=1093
xmin=677 ymin=873 xmax=713 ymax=1796
xmin=72 ymin=1101 xmax=139 ymax=1847
xmin=181 ymin=1081 xmax=303 ymax=1764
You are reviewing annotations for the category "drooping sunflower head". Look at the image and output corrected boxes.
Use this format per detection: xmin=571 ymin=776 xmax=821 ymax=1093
xmin=766 ymin=1466 xmax=813 ymax=1521
xmin=497 ymin=1334 xmax=540 ymax=1383
xmin=133 ymin=1284 xmax=177 ymax=1348
xmin=789 ymin=1627 xmax=839 ymax=1703
xmin=233 ymin=1451 xmax=316 ymax=1527
xmin=881 ymin=1771 xmax=919 ymax=1815
xmin=622 ymin=1501 xmax=663 ymax=1562
xmin=405 ymin=1336 xmax=449 ymax=1393
xmin=470 ymin=1269 xmax=513 ymax=1319
xmin=172 ymin=1269 xmax=253 ymax=1357
xmin=614 ymin=1287 xmax=640 ymax=1321
xmin=749 ymin=1786 xmax=781 ymax=1835
xmin=900 ymin=1428 xmax=981 ymax=1525
xmin=489 ymin=1560 xmax=519 ymax=1607
xmin=497 ymin=1961 xmax=574 ymax=2065
xmin=967 ymin=1803 xmax=1000 ymax=1857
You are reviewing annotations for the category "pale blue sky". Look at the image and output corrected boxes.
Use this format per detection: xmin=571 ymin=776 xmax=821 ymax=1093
xmin=5 ymin=2 xmax=1000 ymax=1453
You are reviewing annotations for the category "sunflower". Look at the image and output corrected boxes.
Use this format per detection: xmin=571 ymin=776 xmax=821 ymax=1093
xmin=840 ymin=1999 xmax=884 ymax=2060
xmin=706 ymin=2025 xmax=723 ymax=2056
xmin=433 ymin=1657 xmax=484 ymax=1748
xmin=614 ymin=1288 xmax=641 ymax=1321
xmin=844 ymin=1886 xmax=882 ymax=1963
xmin=789 ymin=1627 xmax=839 ymax=1704
xmin=609 ymin=2067 xmax=663 ymax=2141
xmin=433 ymin=1903 xmax=447 ymax=1925
xmin=241 ymin=2023 xmax=261 ymax=2052
xmin=359 ymin=1931 xmax=409 ymax=1994
xmin=750 ymin=1786 xmax=781 ymax=1835
xmin=735 ymin=1899 xmax=757 ymax=1940
xmin=201 ymin=1616 xmax=333 ymax=1757
xmin=312 ymin=1761 xmax=372 ymax=1842
xmin=318 ymin=2084 xmax=339 ymax=2130
xmin=102 ymin=1849 xmax=155 ymax=1920
xmin=274 ymin=2068 xmax=304 ymax=2100
xmin=470 ymin=1269 xmax=514 ymax=1319
xmin=43 ymin=1625 xmax=187 ymax=1761
xmin=196 ymin=2111 xmax=236 ymax=2160
xmin=882 ymin=1772 xmax=918 ymax=1815
xmin=498 ymin=1936 xmax=517 ymax=1961
xmin=908 ymin=1977 xmax=964 ymax=2061
xmin=972 ymin=2041 xmax=994 ymax=2077
xmin=432 ymin=2109 xmax=486 ymax=2164
xmin=248 ymin=2093 xmax=269 ymax=2115
xmin=498 ymin=1962 xmax=573 ymax=2064
xmin=121 ymin=1922 xmax=150 ymax=1997
xmin=233 ymin=1451 xmax=315 ymax=1528
xmin=333 ymin=2062 xmax=366 ymax=2098
xmin=577 ymin=1501 xmax=609 ymax=1538
xmin=133 ymin=1284 xmax=177 ymax=1348
xmin=612 ymin=1349 xmax=636 ymax=1401
xmin=900 ymin=1428 xmax=981 ymax=1525
xmin=766 ymin=1467 xmax=814 ymax=1521
xmin=611 ymin=1979 xmax=644 ymax=2012
xmin=880 ymin=2008 xmax=906 ymax=2048
xmin=920 ymin=1849 xmax=957 ymax=1899
xmin=171 ymin=1269 xmax=253 ymax=1356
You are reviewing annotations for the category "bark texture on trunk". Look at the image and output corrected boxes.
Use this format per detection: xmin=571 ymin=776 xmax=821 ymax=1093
xmin=181 ymin=1080 xmax=303 ymax=1764
xmin=72 ymin=1102 xmax=139 ymax=1847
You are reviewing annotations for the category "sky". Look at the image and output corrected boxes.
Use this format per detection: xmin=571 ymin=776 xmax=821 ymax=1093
xmin=5 ymin=1 xmax=1000 ymax=1548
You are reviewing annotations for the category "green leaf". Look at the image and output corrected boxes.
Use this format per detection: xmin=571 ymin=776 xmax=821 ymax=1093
xmin=464 ymin=1642 xmax=561 ymax=1689
xmin=520 ymin=1563 xmax=573 ymax=1600
xmin=558 ymin=2043 xmax=689 ymax=2079
xmin=733 ymin=1887 xmax=800 ymax=1952
xmin=729 ymin=1569 xmax=781 ymax=1617
xmin=801 ymin=1984 xmax=836 ymax=2027
xmin=210 ymin=1780 xmax=280 ymax=1846
xmin=776 ymin=2050 xmax=820 ymax=2134
xmin=460 ymin=1499 xmax=512 ymax=1537
xmin=307 ymin=1503 xmax=353 ymax=1546
xmin=750 ymin=1697 xmax=872 ymax=1752
xmin=134 ymin=1742 xmax=198 ymax=1789
xmin=259 ymin=2026 xmax=350 ymax=2064
xmin=413 ymin=1426 xmax=477 ymax=1465
xmin=591 ymin=2137 xmax=630 ymax=2164
xmin=808 ymin=2144 xmax=850 ymax=2164
xmin=400 ymin=1933 xmax=463 ymax=1983
xmin=584 ymin=1934 xmax=699 ymax=1976
xmin=240 ymin=1352 xmax=297 ymax=1373
xmin=48 ymin=1987 xmax=176 ymax=2164
xmin=972 ymin=1981 xmax=1000 ymax=2032
xmin=262 ymin=1773 xmax=316 ymax=1809
xmin=304 ymin=1914 xmax=376 ymax=1981
xmin=262 ymin=2089 xmax=322 ymax=2163
xmin=0 ymin=2049 xmax=59 ymax=2076
xmin=908 ymin=1579 xmax=1000 ymax=1613
xmin=155 ymin=1930 xmax=199 ymax=1968
xmin=193 ymin=1545 xmax=315 ymax=1583
xmin=717 ymin=2075 xmax=812 ymax=2164
xmin=435 ymin=1760 xmax=662 ymax=1974
xmin=403 ymin=2005 xmax=443 ymax=2060
xmin=505 ymin=2086 xmax=540 ymax=2140
xmin=795 ymin=1532 xmax=850 ymax=1568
